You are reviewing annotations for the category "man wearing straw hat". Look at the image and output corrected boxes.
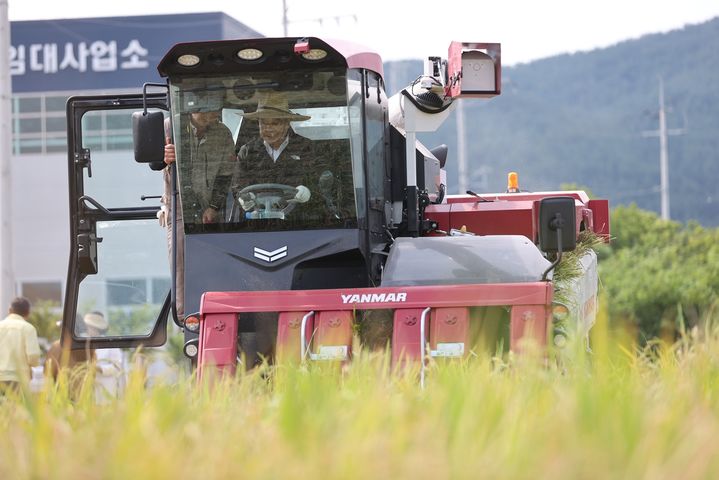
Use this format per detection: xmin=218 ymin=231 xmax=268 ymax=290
xmin=45 ymin=313 xmax=95 ymax=400
xmin=82 ymin=312 xmax=125 ymax=401
xmin=235 ymin=92 xmax=327 ymax=217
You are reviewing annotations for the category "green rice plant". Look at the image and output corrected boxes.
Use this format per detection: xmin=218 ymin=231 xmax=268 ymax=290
xmin=553 ymin=229 xmax=605 ymax=307
xmin=4 ymin=324 xmax=719 ymax=479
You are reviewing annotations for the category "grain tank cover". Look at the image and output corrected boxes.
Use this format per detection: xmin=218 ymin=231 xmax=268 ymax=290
xmin=381 ymin=236 xmax=552 ymax=286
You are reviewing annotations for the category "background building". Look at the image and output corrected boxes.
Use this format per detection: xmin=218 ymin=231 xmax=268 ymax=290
xmin=10 ymin=12 xmax=261 ymax=311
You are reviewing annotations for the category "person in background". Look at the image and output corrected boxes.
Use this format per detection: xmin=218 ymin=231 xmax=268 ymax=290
xmin=0 ymin=297 xmax=41 ymax=395
xmin=82 ymin=311 xmax=125 ymax=401
xmin=45 ymin=314 xmax=95 ymax=400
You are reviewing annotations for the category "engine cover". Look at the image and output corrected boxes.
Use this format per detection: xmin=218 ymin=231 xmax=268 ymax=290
xmin=381 ymin=235 xmax=551 ymax=287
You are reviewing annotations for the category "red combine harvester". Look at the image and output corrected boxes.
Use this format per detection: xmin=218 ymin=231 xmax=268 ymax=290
xmin=61 ymin=37 xmax=609 ymax=379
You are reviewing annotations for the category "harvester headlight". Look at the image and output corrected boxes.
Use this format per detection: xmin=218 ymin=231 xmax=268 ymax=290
xmin=184 ymin=314 xmax=201 ymax=333
xmin=177 ymin=54 xmax=201 ymax=67
xmin=237 ymin=48 xmax=264 ymax=61
xmin=301 ymin=49 xmax=328 ymax=61
xmin=552 ymin=302 xmax=570 ymax=322
xmin=183 ymin=339 xmax=199 ymax=358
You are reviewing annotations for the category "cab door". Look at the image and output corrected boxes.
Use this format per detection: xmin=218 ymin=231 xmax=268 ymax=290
xmin=62 ymin=93 xmax=171 ymax=349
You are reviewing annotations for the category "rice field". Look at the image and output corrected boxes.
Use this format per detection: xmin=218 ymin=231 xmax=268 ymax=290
xmin=3 ymin=309 xmax=719 ymax=480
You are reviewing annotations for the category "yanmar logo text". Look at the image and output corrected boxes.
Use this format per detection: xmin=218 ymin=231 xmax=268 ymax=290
xmin=341 ymin=292 xmax=407 ymax=304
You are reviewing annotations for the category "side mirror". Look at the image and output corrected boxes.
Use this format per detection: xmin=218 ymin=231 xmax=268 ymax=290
xmin=132 ymin=111 xmax=165 ymax=163
xmin=538 ymin=196 xmax=577 ymax=253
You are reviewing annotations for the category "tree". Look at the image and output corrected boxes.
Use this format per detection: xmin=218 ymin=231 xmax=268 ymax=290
xmin=601 ymin=205 xmax=719 ymax=340
xmin=28 ymin=300 xmax=62 ymax=342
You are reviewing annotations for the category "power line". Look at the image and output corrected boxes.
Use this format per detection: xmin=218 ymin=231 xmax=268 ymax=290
xmin=282 ymin=0 xmax=288 ymax=36
xmin=282 ymin=0 xmax=357 ymax=36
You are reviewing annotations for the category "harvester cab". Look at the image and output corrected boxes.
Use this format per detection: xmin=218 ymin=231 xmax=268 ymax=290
xmin=61 ymin=36 xmax=609 ymax=374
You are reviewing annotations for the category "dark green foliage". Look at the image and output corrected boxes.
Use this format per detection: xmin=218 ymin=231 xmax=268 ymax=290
xmin=28 ymin=300 xmax=62 ymax=341
xmin=384 ymin=17 xmax=719 ymax=225
xmin=107 ymin=305 xmax=157 ymax=336
xmin=600 ymin=205 xmax=719 ymax=340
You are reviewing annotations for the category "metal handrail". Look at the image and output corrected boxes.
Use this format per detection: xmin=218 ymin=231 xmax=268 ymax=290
xmin=300 ymin=311 xmax=315 ymax=362
xmin=419 ymin=307 xmax=432 ymax=388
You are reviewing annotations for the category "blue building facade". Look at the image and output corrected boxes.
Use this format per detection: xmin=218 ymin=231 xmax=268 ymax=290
xmin=10 ymin=13 xmax=262 ymax=306
xmin=10 ymin=12 xmax=261 ymax=93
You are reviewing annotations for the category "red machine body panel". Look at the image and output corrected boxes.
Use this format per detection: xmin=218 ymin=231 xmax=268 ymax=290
xmin=429 ymin=307 xmax=470 ymax=358
xmin=197 ymin=312 xmax=238 ymax=380
xmin=587 ymin=199 xmax=610 ymax=240
xmin=425 ymin=191 xmax=610 ymax=243
xmin=311 ymin=310 xmax=353 ymax=361
xmin=202 ymin=283 xmax=552 ymax=314
xmin=276 ymin=311 xmax=310 ymax=364
xmin=392 ymin=308 xmax=427 ymax=368
xmin=199 ymin=283 xmax=553 ymax=375
xmin=509 ymin=305 xmax=550 ymax=352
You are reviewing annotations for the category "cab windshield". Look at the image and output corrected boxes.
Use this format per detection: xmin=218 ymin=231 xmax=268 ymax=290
xmin=169 ymin=68 xmax=358 ymax=234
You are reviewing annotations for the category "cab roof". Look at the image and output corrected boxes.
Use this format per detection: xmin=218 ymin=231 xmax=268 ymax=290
xmin=158 ymin=36 xmax=384 ymax=80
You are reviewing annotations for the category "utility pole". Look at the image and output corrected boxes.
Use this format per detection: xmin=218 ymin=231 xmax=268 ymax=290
xmin=642 ymin=76 xmax=686 ymax=221
xmin=0 ymin=0 xmax=13 ymax=308
xmin=282 ymin=0 xmax=288 ymax=36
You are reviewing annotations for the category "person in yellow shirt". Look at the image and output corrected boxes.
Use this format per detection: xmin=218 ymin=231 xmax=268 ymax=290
xmin=0 ymin=297 xmax=41 ymax=394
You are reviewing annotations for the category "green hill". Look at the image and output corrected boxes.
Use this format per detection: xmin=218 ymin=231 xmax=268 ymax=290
xmin=384 ymin=17 xmax=719 ymax=225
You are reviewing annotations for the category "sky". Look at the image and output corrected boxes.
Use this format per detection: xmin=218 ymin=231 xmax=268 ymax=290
xmin=8 ymin=0 xmax=719 ymax=65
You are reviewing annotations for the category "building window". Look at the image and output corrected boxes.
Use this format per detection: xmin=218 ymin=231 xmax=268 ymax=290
xmin=21 ymin=281 xmax=62 ymax=304
xmin=82 ymin=112 xmax=104 ymax=131
xmin=17 ymin=97 xmax=41 ymax=113
xmin=45 ymin=137 xmax=67 ymax=153
xmin=17 ymin=139 xmax=43 ymax=154
xmin=46 ymin=116 xmax=66 ymax=132
xmin=11 ymin=90 xmax=138 ymax=156
xmin=45 ymin=96 xmax=67 ymax=112
xmin=106 ymin=112 xmax=130 ymax=130
xmin=17 ymin=117 xmax=42 ymax=133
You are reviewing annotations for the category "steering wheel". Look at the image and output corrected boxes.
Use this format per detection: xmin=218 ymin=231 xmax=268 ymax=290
xmin=237 ymin=183 xmax=302 ymax=219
